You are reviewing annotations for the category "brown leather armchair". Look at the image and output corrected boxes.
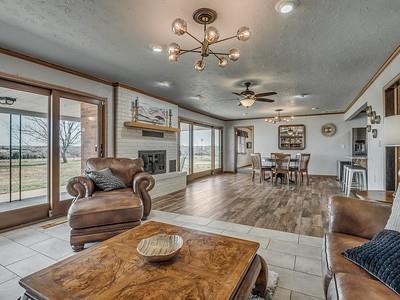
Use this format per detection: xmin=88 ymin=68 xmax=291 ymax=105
xmin=322 ymin=195 xmax=397 ymax=300
xmin=66 ymin=157 xmax=155 ymax=251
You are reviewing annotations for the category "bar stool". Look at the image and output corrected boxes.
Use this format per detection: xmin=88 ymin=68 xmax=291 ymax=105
xmin=345 ymin=166 xmax=367 ymax=196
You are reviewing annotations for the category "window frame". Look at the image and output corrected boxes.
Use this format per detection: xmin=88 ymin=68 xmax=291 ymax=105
xmin=178 ymin=118 xmax=223 ymax=180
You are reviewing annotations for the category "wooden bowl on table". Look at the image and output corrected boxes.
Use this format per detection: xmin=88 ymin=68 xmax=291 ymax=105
xmin=137 ymin=233 xmax=183 ymax=262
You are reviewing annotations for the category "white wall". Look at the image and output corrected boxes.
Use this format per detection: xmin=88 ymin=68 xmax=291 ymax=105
xmin=225 ymin=114 xmax=366 ymax=175
xmin=0 ymin=53 xmax=114 ymax=155
xmin=345 ymin=53 xmax=400 ymax=189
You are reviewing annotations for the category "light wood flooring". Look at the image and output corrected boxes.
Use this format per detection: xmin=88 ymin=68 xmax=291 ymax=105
xmin=153 ymin=173 xmax=343 ymax=237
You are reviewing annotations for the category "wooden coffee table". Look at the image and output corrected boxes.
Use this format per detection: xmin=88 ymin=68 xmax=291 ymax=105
xmin=19 ymin=221 xmax=268 ymax=300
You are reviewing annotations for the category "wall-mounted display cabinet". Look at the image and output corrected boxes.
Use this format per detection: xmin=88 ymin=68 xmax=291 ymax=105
xmin=278 ymin=125 xmax=305 ymax=150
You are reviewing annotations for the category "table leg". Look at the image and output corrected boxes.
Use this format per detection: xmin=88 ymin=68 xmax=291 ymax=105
xmin=252 ymin=255 xmax=268 ymax=297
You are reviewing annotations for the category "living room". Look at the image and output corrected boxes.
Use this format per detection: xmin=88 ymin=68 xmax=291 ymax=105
xmin=0 ymin=1 xmax=399 ymax=299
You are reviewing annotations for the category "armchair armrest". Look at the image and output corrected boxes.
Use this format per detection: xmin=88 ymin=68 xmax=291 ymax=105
xmin=328 ymin=195 xmax=392 ymax=239
xmin=66 ymin=176 xmax=95 ymax=201
xmin=133 ymin=172 xmax=155 ymax=219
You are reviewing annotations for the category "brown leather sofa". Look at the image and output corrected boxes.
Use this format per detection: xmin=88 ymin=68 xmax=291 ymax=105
xmin=66 ymin=157 xmax=155 ymax=251
xmin=322 ymin=195 xmax=399 ymax=299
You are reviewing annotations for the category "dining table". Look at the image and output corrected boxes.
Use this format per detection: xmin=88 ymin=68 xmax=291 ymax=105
xmin=261 ymin=156 xmax=299 ymax=183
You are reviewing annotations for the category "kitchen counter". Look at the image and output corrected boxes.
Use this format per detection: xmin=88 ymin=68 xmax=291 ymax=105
xmin=347 ymin=156 xmax=368 ymax=160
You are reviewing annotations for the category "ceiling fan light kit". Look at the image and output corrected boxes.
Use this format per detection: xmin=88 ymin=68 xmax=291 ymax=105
xmin=231 ymin=81 xmax=277 ymax=108
xmin=168 ymin=8 xmax=251 ymax=71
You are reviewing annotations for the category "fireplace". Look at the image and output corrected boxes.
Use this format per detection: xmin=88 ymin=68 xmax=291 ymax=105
xmin=138 ymin=150 xmax=166 ymax=174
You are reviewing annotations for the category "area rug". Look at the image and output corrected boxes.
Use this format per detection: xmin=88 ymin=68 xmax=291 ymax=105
xmin=248 ymin=270 xmax=279 ymax=300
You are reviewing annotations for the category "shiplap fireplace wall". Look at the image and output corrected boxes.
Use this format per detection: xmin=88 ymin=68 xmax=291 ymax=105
xmin=115 ymin=86 xmax=186 ymax=197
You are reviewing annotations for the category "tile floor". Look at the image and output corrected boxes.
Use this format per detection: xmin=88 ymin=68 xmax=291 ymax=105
xmin=0 ymin=210 xmax=324 ymax=300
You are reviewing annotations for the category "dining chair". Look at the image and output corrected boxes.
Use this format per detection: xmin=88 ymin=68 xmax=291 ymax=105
xmin=272 ymin=153 xmax=291 ymax=185
xmin=289 ymin=153 xmax=301 ymax=184
xmin=298 ymin=153 xmax=311 ymax=185
xmin=250 ymin=153 xmax=272 ymax=184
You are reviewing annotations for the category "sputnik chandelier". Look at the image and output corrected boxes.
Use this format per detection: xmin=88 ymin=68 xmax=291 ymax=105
xmin=265 ymin=109 xmax=294 ymax=124
xmin=168 ymin=8 xmax=251 ymax=71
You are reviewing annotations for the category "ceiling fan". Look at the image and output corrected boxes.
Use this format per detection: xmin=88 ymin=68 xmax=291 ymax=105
xmin=233 ymin=82 xmax=277 ymax=108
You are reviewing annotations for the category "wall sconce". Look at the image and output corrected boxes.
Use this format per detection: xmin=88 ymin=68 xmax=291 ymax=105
xmin=372 ymin=129 xmax=378 ymax=138
xmin=366 ymin=125 xmax=371 ymax=132
xmin=0 ymin=96 xmax=16 ymax=105
xmin=366 ymin=105 xmax=373 ymax=116
xmin=369 ymin=110 xmax=381 ymax=124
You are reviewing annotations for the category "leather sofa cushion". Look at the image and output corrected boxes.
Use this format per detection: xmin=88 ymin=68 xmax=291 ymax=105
xmin=323 ymin=233 xmax=375 ymax=289
xmin=68 ymin=188 xmax=143 ymax=229
xmin=327 ymin=273 xmax=399 ymax=300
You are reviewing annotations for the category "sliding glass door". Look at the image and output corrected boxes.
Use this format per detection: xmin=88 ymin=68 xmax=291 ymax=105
xmin=0 ymin=80 xmax=51 ymax=228
xmin=214 ymin=128 xmax=222 ymax=170
xmin=193 ymin=125 xmax=212 ymax=173
xmin=0 ymin=79 xmax=105 ymax=228
xmin=178 ymin=119 xmax=222 ymax=180
xmin=179 ymin=122 xmax=191 ymax=174
xmin=52 ymin=92 xmax=105 ymax=216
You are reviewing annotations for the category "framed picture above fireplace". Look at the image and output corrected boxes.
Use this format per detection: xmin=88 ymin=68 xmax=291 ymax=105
xmin=136 ymin=101 xmax=168 ymax=125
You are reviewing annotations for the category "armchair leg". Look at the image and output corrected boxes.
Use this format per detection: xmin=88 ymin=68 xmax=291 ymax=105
xmin=71 ymin=244 xmax=84 ymax=252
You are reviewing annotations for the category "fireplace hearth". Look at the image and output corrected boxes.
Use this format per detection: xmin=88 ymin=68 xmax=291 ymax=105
xmin=138 ymin=150 xmax=166 ymax=174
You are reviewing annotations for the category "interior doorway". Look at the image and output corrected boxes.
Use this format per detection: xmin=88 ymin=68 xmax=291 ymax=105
xmin=234 ymin=126 xmax=254 ymax=173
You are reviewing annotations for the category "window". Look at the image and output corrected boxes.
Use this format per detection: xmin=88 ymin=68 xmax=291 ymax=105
xmin=0 ymin=79 xmax=105 ymax=229
xmin=237 ymin=136 xmax=246 ymax=154
xmin=178 ymin=120 xmax=222 ymax=177
xmin=179 ymin=122 xmax=190 ymax=173
xmin=214 ymin=128 xmax=221 ymax=169
xmin=193 ymin=125 xmax=212 ymax=173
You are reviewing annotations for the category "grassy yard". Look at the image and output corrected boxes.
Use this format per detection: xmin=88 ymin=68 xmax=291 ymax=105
xmin=0 ymin=159 xmax=81 ymax=195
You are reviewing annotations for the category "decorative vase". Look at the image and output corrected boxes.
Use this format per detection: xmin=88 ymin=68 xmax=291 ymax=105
xmin=132 ymin=97 xmax=139 ymax=121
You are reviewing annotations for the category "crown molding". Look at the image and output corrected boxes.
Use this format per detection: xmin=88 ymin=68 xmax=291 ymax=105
xmin=2 ymin=44 xmax=398 ymax=122
xmin=114 ymin=82 xmax=226 ymax=121
xmin=228 ymin=111 xmax=344 ymax=122
xmin=0 ymin=47 xmax=114 ymax=86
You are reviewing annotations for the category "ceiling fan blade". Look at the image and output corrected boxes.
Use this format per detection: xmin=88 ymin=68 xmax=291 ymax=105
xmin=255 ymin=92 xmax=277 ymax=97
xmin=232 ymin=92 xmax=242 ymax=96
xmin=256 ymin=98 xmax=275 ymax=103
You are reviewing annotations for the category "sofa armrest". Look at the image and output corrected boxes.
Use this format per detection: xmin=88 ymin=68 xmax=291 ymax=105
xmin=133 ymin=172 xmax=155 ymax=219
xmin=328 ymin=195 xmax=392 ymax=239
xmin=66 ymin=176 xmax=95 ymax=200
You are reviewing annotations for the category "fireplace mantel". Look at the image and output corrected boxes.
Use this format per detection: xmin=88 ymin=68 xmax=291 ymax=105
xmin=124 ymin=121 xmax=179 ymax=133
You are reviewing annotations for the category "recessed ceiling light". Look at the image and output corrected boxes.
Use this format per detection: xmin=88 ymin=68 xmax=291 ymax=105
xmin=155 ymin=81 xmax=172 ymax=87
xmin=311 ymin=107 xmax=319 ymax=111
xmin=188 ymin=94 xmax=202 ymax=101
xmin=149 ymin=44 xmax=163 ymax=53
xmin=275 ymin=0 xmax=299 ymax=14
xmin=294 ymin=93 xmax=309 ymax=99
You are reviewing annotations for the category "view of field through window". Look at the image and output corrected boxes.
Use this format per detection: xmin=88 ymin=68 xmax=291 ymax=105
xmin=0 ymin=88 xmax=98 ymax=210
xmin=179 ymin=121 xmax=222 ymax=175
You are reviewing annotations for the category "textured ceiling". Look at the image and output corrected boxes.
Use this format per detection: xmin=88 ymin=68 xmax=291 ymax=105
xmin=0 ymin=0 xmax=399 ymax=120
